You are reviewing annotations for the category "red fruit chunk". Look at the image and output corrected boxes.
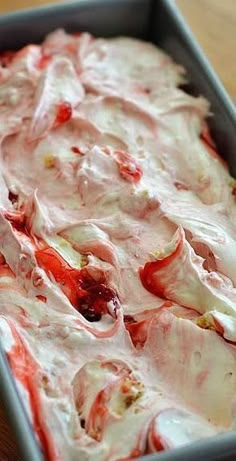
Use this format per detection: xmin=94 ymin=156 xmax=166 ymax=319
xmin=124 ymin=315 xmax=136 ymax=324
xmin=71 ymin=146 xmax=83 ymax=155
xmin=79 ymin=282 xmax=118 ymax=322
xmin=35 ymin=247 xmax=118 ymax=322
xmin=55 ymin=102 xmax=72 ymax=125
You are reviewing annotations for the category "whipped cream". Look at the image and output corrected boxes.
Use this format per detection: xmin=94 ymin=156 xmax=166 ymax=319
xmin=0 ymin=30 xmax=236 ymax=461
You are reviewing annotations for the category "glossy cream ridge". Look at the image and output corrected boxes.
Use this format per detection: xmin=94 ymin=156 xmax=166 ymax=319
xmin=0 ymin=30 xmax=236 ymax=461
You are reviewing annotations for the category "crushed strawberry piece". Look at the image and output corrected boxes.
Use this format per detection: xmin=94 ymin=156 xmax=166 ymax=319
xmin=36 ymin=295 xmax=47 ymax=303
xmin=8 ymin=191 xmax=18 ymax=204
xmin=35 ymin=247 xmax=118 ymax=322
xmin=71 ymin=146 xmax=83 ymax=155
xmin=55 ymin=102 xmax=72 ymax=125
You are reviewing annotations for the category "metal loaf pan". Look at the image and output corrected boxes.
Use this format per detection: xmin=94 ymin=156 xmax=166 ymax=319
xmin=0 ymin=1 xmax=235 ymax=460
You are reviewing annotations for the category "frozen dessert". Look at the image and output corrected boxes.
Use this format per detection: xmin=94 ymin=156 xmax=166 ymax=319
xmin=0 ymin=29 xmax=236 ymax=460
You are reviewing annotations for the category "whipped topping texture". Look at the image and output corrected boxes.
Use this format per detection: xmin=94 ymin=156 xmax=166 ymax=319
xmin=0 ymin=30 xmax=236 ymax=461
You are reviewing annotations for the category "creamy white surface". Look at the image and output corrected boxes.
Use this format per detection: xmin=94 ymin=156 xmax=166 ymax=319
xmin=0 ymin=30 xmax=236 ymax=461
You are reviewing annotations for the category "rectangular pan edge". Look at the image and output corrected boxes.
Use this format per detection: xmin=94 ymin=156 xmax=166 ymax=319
xmin=0 ymin=1 xmax=235 ymax=460
xmin=0 ymin=0 xmax=151 ymax=48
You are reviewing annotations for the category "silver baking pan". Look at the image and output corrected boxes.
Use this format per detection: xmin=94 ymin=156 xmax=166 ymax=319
xmin=0 ymin=1 xmax=235 ymax=460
